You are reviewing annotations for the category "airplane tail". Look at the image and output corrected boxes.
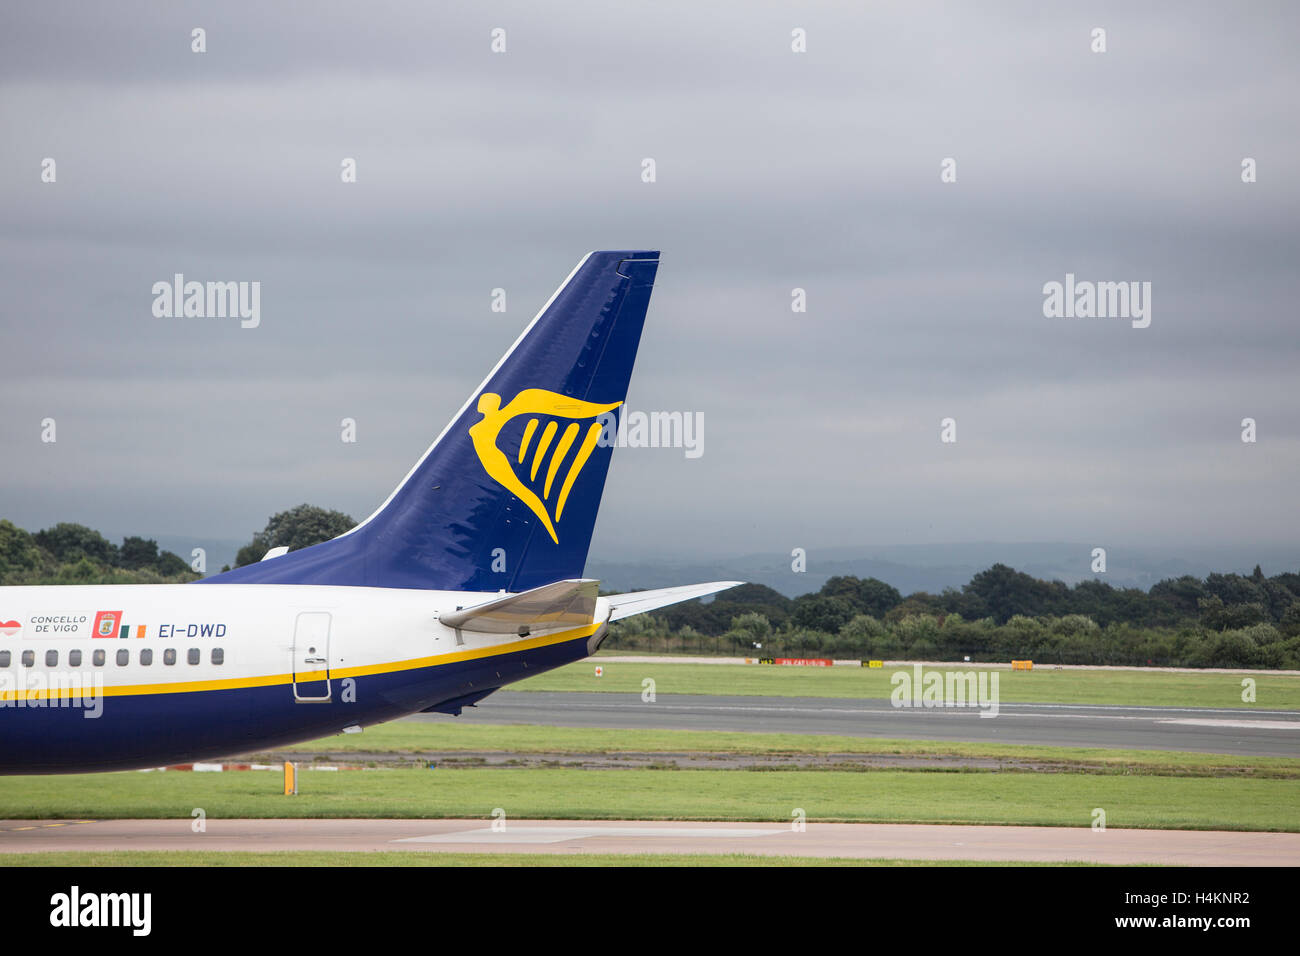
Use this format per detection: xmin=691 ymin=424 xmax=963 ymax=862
xmin=204 ymin=251 xmax=660 ymax=592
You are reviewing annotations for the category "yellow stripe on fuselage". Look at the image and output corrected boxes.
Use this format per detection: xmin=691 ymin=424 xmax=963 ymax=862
xmin=0 ymin=621 xmax=600 ymax=701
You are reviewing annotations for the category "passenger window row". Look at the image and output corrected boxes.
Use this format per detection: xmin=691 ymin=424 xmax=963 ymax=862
xmin=0 ymin=648 xmax=224 ymax=668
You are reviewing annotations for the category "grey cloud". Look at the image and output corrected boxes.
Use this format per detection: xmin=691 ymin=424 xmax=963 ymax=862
xmin=1 ymin=1 xmax=1297 ymax=562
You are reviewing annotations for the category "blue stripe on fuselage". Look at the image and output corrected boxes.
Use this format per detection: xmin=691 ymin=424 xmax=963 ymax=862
xmin=0 ymin=633 xmax=591 ymax=774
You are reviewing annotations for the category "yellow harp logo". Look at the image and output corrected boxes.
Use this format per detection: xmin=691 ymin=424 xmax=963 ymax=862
xmin=469 ymin=388 xmax=623 ymax=544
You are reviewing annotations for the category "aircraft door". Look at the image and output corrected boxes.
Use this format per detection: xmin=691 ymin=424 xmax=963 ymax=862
xmin=292 ymin=612 xmax=332 ymax=702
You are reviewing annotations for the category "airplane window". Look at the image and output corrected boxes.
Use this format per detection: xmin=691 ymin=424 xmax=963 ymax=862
xmin=211 ymin=648 xmax=224 ymax=665
xmin=0 ymin=651 xmax=9 ymax=667
xmin=69 ymin=650 xmax=82 ymax=667
xmin=187 ymin=648 xmax=200 ymax=665
xmin=93 ymin=649 xmax=106 ymax=666
xmin=45 ymin=650 xmax=58 ymax=667
xmin=116 ymin=649 xmax=129 ymax=666
xmin=140 ymin=649 xmax=153 ymax=666
xmin=164 ymin=648 xmax=176 ymax=665
xmin=21 ymin=650 xmax=34 ymax=667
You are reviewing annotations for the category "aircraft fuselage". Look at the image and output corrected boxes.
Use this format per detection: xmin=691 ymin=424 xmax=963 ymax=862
xmin=0 ymin=584 xmax=608 ymax=773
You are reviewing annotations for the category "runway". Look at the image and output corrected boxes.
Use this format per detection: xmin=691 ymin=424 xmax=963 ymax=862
xmin=411 ymin=691 xmax=1300 ymax=757
xmin=2 ymin=818 xmax=1296 ymax=865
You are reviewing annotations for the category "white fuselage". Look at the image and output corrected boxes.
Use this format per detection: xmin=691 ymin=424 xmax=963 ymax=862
xmin=0 ymin=584 xmax=608 ymax=773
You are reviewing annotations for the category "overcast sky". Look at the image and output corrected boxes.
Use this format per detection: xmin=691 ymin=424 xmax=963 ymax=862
xmin=2 ymin=1 xmax=1297 ymax=569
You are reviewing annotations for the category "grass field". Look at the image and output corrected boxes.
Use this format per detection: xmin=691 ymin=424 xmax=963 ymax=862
xmin=276 ymin=721 xmax=1300 ymax=778
xmin=0 ymin=851 xmax=1052 ymax=867
xmin=1 ymin=766 xmax=1295 ymax=830
xmin=512 ymin=660 xmax=1300 ymax=709
xmin=3 ymin=666 xmax=1294 ymax=860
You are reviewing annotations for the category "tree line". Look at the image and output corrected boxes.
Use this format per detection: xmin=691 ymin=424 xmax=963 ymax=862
xmin=5 ymin=506 xmax=1298 ymax=668
xmin=619 ymin=564 xmax=1300 ymax=668
xmin=0 ymin=520 xmax=197 ymax=585
xmin=0 ymin=505 xmax=358 ymax=585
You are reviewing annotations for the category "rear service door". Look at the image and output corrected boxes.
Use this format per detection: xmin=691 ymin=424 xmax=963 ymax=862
xmin=292 ymin=611 xmax=332 ymax=702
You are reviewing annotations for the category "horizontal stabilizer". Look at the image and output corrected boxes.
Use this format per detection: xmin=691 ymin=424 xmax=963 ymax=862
xmin=607 ymin=582 xmax=744 ymax=622
xmin=439 ymin=579 xmax=598 ymax=634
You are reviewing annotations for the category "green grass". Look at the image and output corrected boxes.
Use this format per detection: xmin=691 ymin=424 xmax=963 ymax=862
xmin=0 ymin=850 xmax=1061 ymax=867
xmin=1 ymin=767 xmax=1295 ymax=831
xmin=277 ymin=721 xmax=1300 ymax=778
xmin=514 ymin=660 xmax=1300 ymax=709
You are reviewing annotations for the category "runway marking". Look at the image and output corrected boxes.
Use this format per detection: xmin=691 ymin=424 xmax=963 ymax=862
xmin=500 ymin=692 xmax=1300 ymax=718
xmin=510 ymin=700 xmax=1300 ymax=724
xmin=396 ymin=826 xmax=785 ymax=845
xmin=1159 ymin=719 xmax=1300 ymax=731
xmin=1 ymin=820 xmax=95 ymax=833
